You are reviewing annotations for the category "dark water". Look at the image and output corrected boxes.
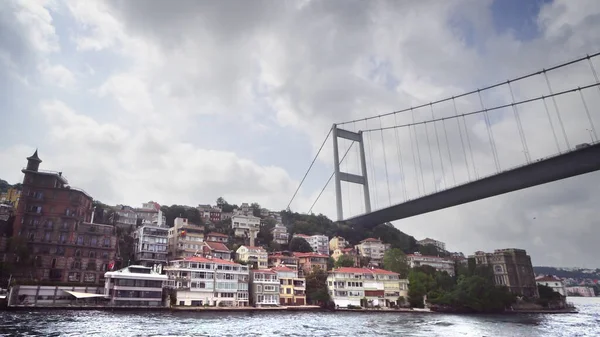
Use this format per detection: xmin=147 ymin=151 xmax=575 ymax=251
xmin=1 ymin=297 xmax=599 ymax=337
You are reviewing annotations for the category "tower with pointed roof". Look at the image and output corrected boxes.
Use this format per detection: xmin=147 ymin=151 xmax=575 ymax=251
xmin=25 ymin=149 xmax=42 ymax=172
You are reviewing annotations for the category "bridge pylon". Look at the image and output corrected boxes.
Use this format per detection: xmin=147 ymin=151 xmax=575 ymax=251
xmin=332 ymin=124 xmax=371 ymax=221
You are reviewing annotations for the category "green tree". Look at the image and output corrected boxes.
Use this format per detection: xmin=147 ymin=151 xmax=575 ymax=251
xmin=407 ymin=270 xmax=436 ymax=308
xmin=250 ymin=202 xmax=261 ymax=217
xmin=334 ymin=254 xmax=356 ymax=268
xmin=418 ymin=244 xmax=440 ymax=256
xmin=289 ymin=237 xmax=313 ymax=253
xmin=305 ymin=268 xmax=330 ymax=306
xmin=382 ymin=248 xmax=409 ymax=278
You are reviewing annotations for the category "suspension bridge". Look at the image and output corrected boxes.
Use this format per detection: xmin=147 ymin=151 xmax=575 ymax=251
xmin=288 ymin=52 xmax=600 ymax=228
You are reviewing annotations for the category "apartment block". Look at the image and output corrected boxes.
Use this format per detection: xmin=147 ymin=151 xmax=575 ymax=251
xmin=205 ymin=232 xmax=228 ymax=243
xmin=417 ymin=238 xmax=446 ymax=251
xmin=236 ymin=245 xmax=268 ymax=269
xmin=273 ymin=266 xmax=306 ymax=305
xmin=164 ymin=256 xmax=250 ymax=307
xmin=114 ymin=205 xmax=137 ymax=231
xmin=293 ymin=234 xmax=329 ymax=255
xmin=268 ymin=252 xmax=299 ymax=270
xmin=168 ymin=218 xmax=205 ymax=259
xmin=135 ymin=201 xmax=166 ymax=227
xmin=327 ymin=267 xmax=408 ymax=308
xmin=231 ymin=214 xmax=260 ymax=238
xmin=270 ymin=223 xmax=289 ymax=245
xmin=354 ymin=238 xmax=390 ymax=267
xmin=331 ymin=248 xmax=360 ymax=267
xmin=133 ymin=220 xmax=169 ymax=267
xmin=293 ymin=252 xmax=329 ymax=277
xmin=250 ymin=269 xmax=280 ymax=307
xmin=200 ymin=241 xmax=232 ymax=260
xmin=329 ymin=236 xmax=348 ymax=251
xmin=406 ymin=253 xmax=455 ymax=276
xmin=470 ymin=248 xmax=539 ymax=298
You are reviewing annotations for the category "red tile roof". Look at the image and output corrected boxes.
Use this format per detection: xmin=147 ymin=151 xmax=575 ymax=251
xmin=536 ymin=276 xmax=562 ymax=282
xmin=207 ymin=232 xmax=228 ymax=237
xmin=252 ymin=269 xmax=276 ymax=274
xmin=293 ymin=252 xmax=329 ymax=258
xmin=204 ymin=241 xmax=231 ymax=252
xmin=271 ymin=266 xmax=296 ymax=273
xmin=294 ymin=234 xmax=310 ymax=238
xmin=244 ymin=246 xmax=266 ymax=251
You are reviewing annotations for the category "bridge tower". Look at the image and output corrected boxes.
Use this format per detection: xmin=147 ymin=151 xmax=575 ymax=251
xmin=332 ymin=124 xmax=371 ymax=221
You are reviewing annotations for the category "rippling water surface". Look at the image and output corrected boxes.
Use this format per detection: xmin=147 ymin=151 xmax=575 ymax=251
xmin=1 ymin=297 xmax=599 ymax=337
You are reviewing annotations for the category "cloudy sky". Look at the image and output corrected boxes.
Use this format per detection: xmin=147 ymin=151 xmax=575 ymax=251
xmin=2 ymin=0 xmax=600 ymax=268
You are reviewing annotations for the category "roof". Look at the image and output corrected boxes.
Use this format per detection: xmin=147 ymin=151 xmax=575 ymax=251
xmin=341 ymin=248 xmax=355 ymax=253
xmin=271 ymin=266 xmax=296 ymax=273
xmin=293 ymin=234 xmax=310 ymax=238
xmin=293 ymin=252 xmax=329 ymax=258
xmin=331 ymin=267 xmax=399 ymax=276
xmin=27 ymin=149 xmax=42 ymax=162
xmin=252 ymin=269 xmax=276 ymax=274
xmin=104 ymin=265 xmax=167 ymax=280
xmin=360 ymin=238 xmax=381 ymax=243
xmin=206 ymin=231 xmax=228 ymax=237
xmin=181 ymin=256 xmax=239 ymax=265
xmin=204 ymin=241 xmax=231 ymax=252
xmin=245 ymin=246 xmax=266 ymax=251
xmin=268 ymin=254 xmax=298 ymax=260
xmin=536 ymin=275 xmax=563 ymax=282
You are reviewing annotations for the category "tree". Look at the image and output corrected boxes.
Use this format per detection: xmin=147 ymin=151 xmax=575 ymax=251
xmin=250 ymin=202 xmax=261 ymax=217
xmin=305 ymin=268 xmax=330 ymax=306
xmin=418 ymin=244 xmax=441 ymax=256
xmin=334 ymin=255 xmax=356 ymax=268
xmin=289 ymin=237 xmax=313 ymax=252
xmin=383 ymin=248 xmax=409 ymax=278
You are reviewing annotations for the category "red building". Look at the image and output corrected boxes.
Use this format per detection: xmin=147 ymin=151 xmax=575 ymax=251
xmin=11 ymin=150 xmax=117 ymax=284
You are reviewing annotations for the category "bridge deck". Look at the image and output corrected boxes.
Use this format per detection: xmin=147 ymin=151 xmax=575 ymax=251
xmin=344 ymin=142 xmax=600 ymax=227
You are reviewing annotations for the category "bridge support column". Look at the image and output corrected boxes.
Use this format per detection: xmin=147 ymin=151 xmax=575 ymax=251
xmin=332 ymin=124 xmax=371 ymax=221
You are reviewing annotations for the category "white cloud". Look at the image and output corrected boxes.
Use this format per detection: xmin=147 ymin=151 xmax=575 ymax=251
xmin=13 ymin=0 xmax=59 ymax=53
xmin=38 ymin=62 xmax=76 ymax=88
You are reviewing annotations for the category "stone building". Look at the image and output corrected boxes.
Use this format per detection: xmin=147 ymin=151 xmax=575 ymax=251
xmin=11 ymin=150 xmax=117 ymax=285
xmin=470 ymin=248 xmax=539 ymax=298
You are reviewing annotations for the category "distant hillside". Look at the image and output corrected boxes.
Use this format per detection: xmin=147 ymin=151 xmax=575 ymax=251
xmin=534 ymin=266 xmax=600 ymax=280
xmin=281 ymin=210 xmax=418 ymax=253
xmin=0 ymin=179 xmax=21 ymax=193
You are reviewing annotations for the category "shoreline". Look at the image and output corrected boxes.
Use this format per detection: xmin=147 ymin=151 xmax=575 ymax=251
xmin=1 ymin=305 xmax=578 ymax=315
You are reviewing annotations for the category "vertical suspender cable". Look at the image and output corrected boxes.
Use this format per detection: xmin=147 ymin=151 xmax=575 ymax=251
xmin=394 ymin=113 xmax=408 ymax=201
xmin=452 ymin=97 xmax=471 ymax=181
xmin=478 ymin=90 xmax=501 ymax=172
xmin=424 ymin=119 xmax=437 ymax=192
xmin=366 ymin=119 xmax=379 ymax=210
xmin=507 ymin=81 xmax=531 ymax=163
xmin=379 ymin=117 xmax=392 ymax=206
xmin=578 ymin=88 xmax=598 ymax=142
xmin=353 ymin=122 xmax=364 ymax=214
xmin=441 ymin=110 xmax=456 ymax=186
xmin=542 ymin=95 xmax=561 ymax=153
xmin=461 ymin=104 xmax=478 ymax=179
xmin=588 ymin=56 xmax=600 ymax=98
xmin=430 ymin=104 xmax=446 ymax=188
xmin=544 ymin=71 xmax=570 ymax=150
xmin=411 ymin=108 xmax=426 ymax=194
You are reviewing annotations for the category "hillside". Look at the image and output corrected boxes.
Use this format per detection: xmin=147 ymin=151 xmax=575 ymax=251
xmin=281 ymin=210 xmax=418 ymax=253
xmin=534 ymin=266 xmax=600 ymax=280
xmin=0 ymin=179 xmax=21 ymax=193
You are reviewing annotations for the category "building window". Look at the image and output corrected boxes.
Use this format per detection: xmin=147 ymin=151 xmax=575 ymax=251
xmin=494 ymin=265 xmax=503 ymax=273
xmin=75 ymin=249 xmax=81 ymax=257
xmin=34 ymin=256 xmax=43 ymax=267
xmin=51 ymin=258 xmax=57 ymax=268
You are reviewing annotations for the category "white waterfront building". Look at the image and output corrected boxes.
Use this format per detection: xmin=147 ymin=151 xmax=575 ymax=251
xmin=104 ymin=265 xmax=167 ymax=307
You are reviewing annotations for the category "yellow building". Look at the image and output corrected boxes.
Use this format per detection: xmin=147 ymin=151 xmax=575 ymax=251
xmin=273 ymin=266 xmax=306 ymax=305
xmin=329 ymin=236 xmax=348 ymax=252
xmin=331 ymin=248 xmax=360 ymax=267
xmin=236 ymin=245 xmax=268 ymax=269
xmin=1 ymin=188 xmax=21 ymax=208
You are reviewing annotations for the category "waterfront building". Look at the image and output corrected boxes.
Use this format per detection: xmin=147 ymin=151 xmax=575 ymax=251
xmin=566 ymin=286 xmax=596 ymax=297
xmin=270 ymin=223 xmax=289 ymax=245
xmin=104 ymin=265 xmax=167 ymax=307
xmin=293 ymin=234 xmax=329 ymax=255
xmin=205 ymin=232 xmax=229 ymax=243
xmin=268 ymin=252 xmax=299 ymax=270
xmin=250 ymin=269 xmax=280 ymax=306
xmin=133 ymin=214 xmax=168 ymax=267
xmin=167 ymin=217 xmax=205 ymax=259
xmin=535 ymin=275 xmax=567 ymax=296
xmin=293 ymin=252 xmax=328 ymax=277
xmin=164 ymin=256 xmax=250 ymax=307
xmin=11 ymin=150 xmax=117 ymax=285
xmin=114 ymin=205 xmax=138 ymax=231
xmin=236 ymin=245 xmax=268 ymax=269
xmin=272 ymin=266 xmax=306 ymax=305
xmin=327 ymin=267 xmax=408 ymax=308
xmin=470 ymin=248 xmax=539 ymax=298
xmin=354 ymin=238 xmax=390 ymax=267
xmin=406 ymin=253 xmax=455 ymax=276
xmin=331 ymin=248 xmax=360 ymax=267
xmin=417 ymin=238 xmax=446 ymax=251
xmin=231 ymin=214 xmax=260 ymax=238
xmin=329 ymin=236 xmax=348 ymax=252
xmin=200 ymin=241 xmax=232 ymax=260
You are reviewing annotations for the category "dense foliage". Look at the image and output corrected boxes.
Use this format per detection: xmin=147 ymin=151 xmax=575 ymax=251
xmin=281 ymin=211 xmax=418 ymax=253
xmin=408 ymin=264 xmax=517 ymax=313
xmin=382 ymin=248 xmax=409 ymax=278
xmin=0 ymin=179 xmax=21 ymax=194
xmin=289 ymin=237 xmax=313 ymax=253
xmin=334 ymin=254 xmax=356 ymax=268
xmin=305 ymin=267 xmax=330 ymax=306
